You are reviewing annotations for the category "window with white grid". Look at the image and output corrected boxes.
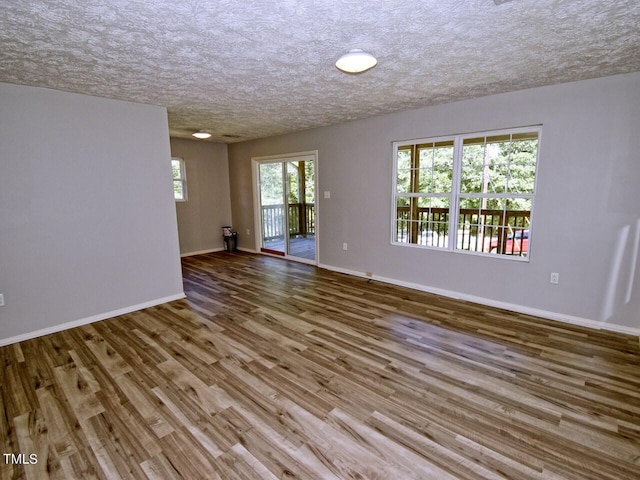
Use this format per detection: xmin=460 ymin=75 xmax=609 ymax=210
xmin=172 ymin=157 xmax=187 ymax=202
xmin=392 ymin=127 xmax=540 ymax=259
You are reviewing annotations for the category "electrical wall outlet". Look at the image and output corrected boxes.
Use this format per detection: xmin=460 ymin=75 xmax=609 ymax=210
xmin=342 ymin=243 xmax=348 ymax=251
xmin=0 ymin=293 xmax=4 ymax=306
xmin=246 ymin=228 xmax=250 ymax=235
xmin=324 ymin=191 xmax=331 ymax=199
xmin=550 ymin=272 xmax=560 ymax=284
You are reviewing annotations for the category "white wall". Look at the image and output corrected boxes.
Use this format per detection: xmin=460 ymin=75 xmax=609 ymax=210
xmin=0 ymin=83 xmax=184 ymax=344
xmin=228 ymin=73 xmax=640 ymax=333
xmin=170 ymin=138 xmax=232 ymax=256
xmin=171 ymin=138 xmax=231 ymax=255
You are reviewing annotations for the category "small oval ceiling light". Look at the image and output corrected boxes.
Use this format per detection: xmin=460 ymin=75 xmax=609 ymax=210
xmin=192 ymin=130 xmax=212 ymax=139
xmin=335 ymin=49 xmax=377 ymax=74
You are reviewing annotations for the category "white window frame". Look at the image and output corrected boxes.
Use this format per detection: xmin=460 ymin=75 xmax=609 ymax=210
xmin=391 ymin=126 xmax=541 ymax=261
xmin=172 ymin=157 xmax=187 ymax=202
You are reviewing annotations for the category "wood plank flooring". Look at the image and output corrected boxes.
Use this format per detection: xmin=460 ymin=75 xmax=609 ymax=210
xmin=2 ymin=251 xmax=639 ymax=479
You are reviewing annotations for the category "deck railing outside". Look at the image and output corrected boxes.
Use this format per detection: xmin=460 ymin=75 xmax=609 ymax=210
xmin=262 ymin=204 xmax=528 ymax=255
xmin=262 ymin=203 xmax=315 ymax=241
xmin=396 ymin=207 xmax=530 ymax=255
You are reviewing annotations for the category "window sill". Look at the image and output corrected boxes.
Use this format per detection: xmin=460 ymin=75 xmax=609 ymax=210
xmin=390 ymin=241 xmax=530 ymax=262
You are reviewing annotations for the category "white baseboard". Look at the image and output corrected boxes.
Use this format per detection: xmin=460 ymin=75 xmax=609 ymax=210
xmin=0 ymin=293 xmax=186 ymax=347
xmin=238 ymin=247 xmax=258 ymax=253
xmin=318 ymin=263 xmax=640 ymax=337
xmin=181 ymin=247 xmax=224 ymax=257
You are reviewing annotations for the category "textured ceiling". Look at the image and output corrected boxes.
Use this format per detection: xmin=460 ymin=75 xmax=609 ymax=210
xmin=1 ymin=0 xmax=639 ymax=143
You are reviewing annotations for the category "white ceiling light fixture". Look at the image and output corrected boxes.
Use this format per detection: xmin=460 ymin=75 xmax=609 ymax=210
xmin=335 ymin=49 xmax=377 ymax=74
xmin=192 ymin=130 xmax=212 ymax=139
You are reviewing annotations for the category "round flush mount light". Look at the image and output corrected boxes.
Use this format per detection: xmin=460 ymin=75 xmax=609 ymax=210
xmin=192 ymin=130 xmax=212 ymax=139
xmin=335 ymin=49 xmax=377 ymax=74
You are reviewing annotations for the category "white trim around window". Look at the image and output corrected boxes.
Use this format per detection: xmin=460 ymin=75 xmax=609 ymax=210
xmin=391 ymin=126 xmax=541 ymax=261
xmin=171 ymin=157 xmax=187 ymax=202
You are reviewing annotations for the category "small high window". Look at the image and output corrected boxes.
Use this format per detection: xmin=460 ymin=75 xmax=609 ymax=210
xmin=171 ymin=157 xmax=187 ymax=202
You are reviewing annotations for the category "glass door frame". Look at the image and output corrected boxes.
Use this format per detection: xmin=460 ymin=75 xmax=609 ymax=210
xmin=252 ymin=150 xmax=319 ymax=265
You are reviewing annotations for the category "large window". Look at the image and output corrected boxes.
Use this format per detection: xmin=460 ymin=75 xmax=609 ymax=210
xmin=395 ymin=140 xmax=454 ymax=248
xmin=392 ymin=127 xmax=540 ymax=259
xmin=171 ymin=157 xmax=187 ymax=201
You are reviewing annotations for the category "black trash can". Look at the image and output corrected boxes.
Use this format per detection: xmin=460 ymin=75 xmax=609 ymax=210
xmin=222 ymin=227 xmax=238 ymax=252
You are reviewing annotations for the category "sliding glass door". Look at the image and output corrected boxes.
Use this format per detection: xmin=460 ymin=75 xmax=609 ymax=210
xmin=286 ymin=159 xmax=316 ymax=260
xmin=258 ymin=162 xmax=287 ymax=255
xmin=256 ymin=153 xmax=317 ymax=263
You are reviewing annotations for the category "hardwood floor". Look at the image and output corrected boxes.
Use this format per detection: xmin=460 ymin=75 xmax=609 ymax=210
xmin=2 ymin=251 xmax=639 ymax=479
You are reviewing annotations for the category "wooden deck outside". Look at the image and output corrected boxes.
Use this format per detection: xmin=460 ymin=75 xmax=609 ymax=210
xmin=262 ymin=235 xmax=316 ymax=261
xmin=1 ymin=252 xmax=639 ymax=479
